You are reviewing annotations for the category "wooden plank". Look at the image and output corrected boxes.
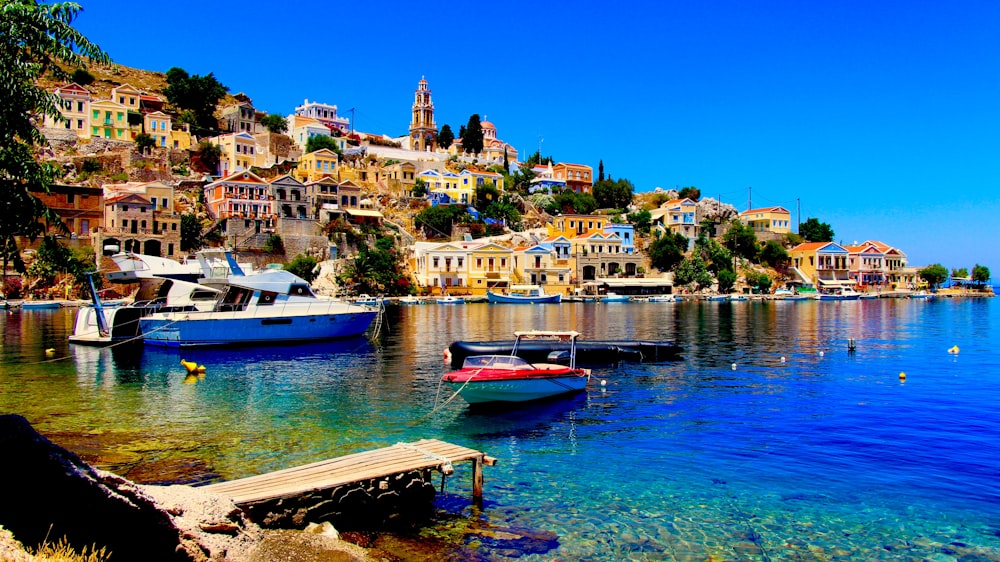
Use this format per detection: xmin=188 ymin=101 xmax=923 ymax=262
xmin=201 ymin=439 xmax=488 ymax=505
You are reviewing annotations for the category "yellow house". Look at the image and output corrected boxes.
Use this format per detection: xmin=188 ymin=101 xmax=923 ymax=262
xmin=295 ymin=148 xmax=340 ymax=183
xmin=45 ymin=83 xmax=91 ymax=138
xmin=208 ymin=132 xmax=257 ymax=176
xmin=89 ymin=100 xmax=130 ymax=141
xmin=650 ymin=198 xmax=699 ymax=241
xmin=411 ymin=241 xmax=473 ymax=294
xmin=143 ymin=111 xmax=172 ymax=148
xmin=547 ymin=214 xmax=607 ymax=239
xmin=459 ymin=169 xmax=504 ymax=192
xmin=418 ymin=169 xmax=470 ymax=204
xmin=789 ymin=241 xmax=853 ymax=288
xmin=467 ymin=242 xmax=514 ymax=294
xmin=740 ymin=206 xmax=792 ymax=235
xmin=110 ymin=84 xmax=142 ymax=112
xmin=169 ymin=124 xmax=193 ymax=150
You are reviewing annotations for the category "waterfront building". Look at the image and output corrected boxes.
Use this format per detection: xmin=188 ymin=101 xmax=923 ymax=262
xmin=468 ymin=242 xmax=514 ymax=294
xmin=409 ymin=77 xmax=436 ymax=152
xmin=512 ymin=244 xmax=573 ymax=290
xmin=270 ymin=175 xmax=309 ymax=220
xmin=411 ymin=241 xmax=471 ymax=293
xmin=101 ymin=181 xmax=181 ymax=258
xmin=789 ymin=241 xmax=854 ymax=289
xmin=203 ymin=170 xmax=273 ymax=221
xmin=295 ymin=148 xmax=340 ymax=183
xmin=419 ymin=169 xmax=470 ymax=204
xmin=26 ymin=184 xmax=103 ymax=241
xmin=44 ymin=83 xmax=91 ymax=138
xmin=845 ymin=242 xmax=887 ymax=288
xmin=552 ymin=163 xmax=594 ymax=194
xmin=143 ymin=111 xmax=172 ymax=148
xmin=571 ymin=232 xmax=643 ymax=280
xmin=740 ymin=206 xmax=792 ymax=236
xmin=863 ymin=240 xmax=915 ymax=289
xmin=294 ymin=99 xmax=350 ymax=134
xmin=89 ymin=99 xmax=130 ymax=141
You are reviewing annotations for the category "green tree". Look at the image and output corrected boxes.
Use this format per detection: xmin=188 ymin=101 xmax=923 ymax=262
xmin=759 ymin=240 xmax=789 ymax=268
xmin=180 ymin=213 xmax=202 ymax=252
xmin=483 ymin=194 xmax=521 ymax=227
xmin=592 ymin=178 xmax=635 ymax=210
xmin=626 ymin=209 xmax=651 ymax=235
xmin=411 ymin=178 xmax=427 ymax=197
xmin=694 ymin=235 xmax=732 ymax=275
xmin=649 ymin=231 xmax=689 ymax=271
xmin=677 ymin=186 xmax=701 ymax=201
xmin=264 ymin=234 xmax=284 ymax=254
xmin=722 ymin=220 xmax=759 ymax=262
xmin=305 ymin=135 xmax=342 ymax=155
xmin=284 ymin=254 xmax=318 ymax=283
xmin=598 ymin=160 xmax=605 ymax=182
xmin=260 ymin=114 xmax=287 ymax=134
xmin=552 ymin=190 xmax=597 ymax=215
xmin=71 ymin=67 xmax=94 ymax=85
xmin=134 ymin=132 xmax=155 ymax=153
xmin=475 ymin=183 xmax=500 ymax=210
xmin=414 ymin=205 xmax=470 ymax=239
xmin=163 ymin=67 xmax=228 ymax=134
xmin=438 ymin=124 xmax=454 ymax=149
xmin=461 ymin=114 xmax=484 ymax=154
xmin=196 ymin=140 xmax=222 ymax=174
xmin=971 ymin=264 xmax=991 ymax=286
xmin=746 ymin=271 xmax=772 ymax=293
xmin=917 ymin=263 xmax=948 ymax=288
xmin=503 ymin=164 xmax=536 ymax=194
xmin=799 ymin=217 xmax=834 ymax=242
xmin=0 ymin=0 xmax=109 ymax=279
xmin=951 ymin=267 xmax=969 ymax=279
xmin=674 ymin=254 xmax=713 ymax=290
xmin=717 ymin=268 xmax=737 ymax=293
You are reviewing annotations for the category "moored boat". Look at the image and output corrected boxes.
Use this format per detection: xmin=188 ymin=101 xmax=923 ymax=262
xmin=437 ymin=295 xmax=465 ymax=304
xmin=601 ymin=292 xmax=631 ymax=303
xmin=447 ymin=338 xmax=682 ymax=368
xmin=20 ymin=300 xmax=61 ymax=310
xmin=138 ymin=270 xmax=377 ymax=347
xmin=646 ymin=294 xmax=676 ymax=303
xmin=442 ymin=330 xmax=591 ymax=404
xmin=487 ymin=285 xmax=561 ymax=304
xmin=813 ymin=287 xmax=862 ymax=301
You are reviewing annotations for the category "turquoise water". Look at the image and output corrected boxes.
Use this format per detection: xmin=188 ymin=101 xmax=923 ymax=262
xmin=2 ymin=299 xmax=999 ymax=560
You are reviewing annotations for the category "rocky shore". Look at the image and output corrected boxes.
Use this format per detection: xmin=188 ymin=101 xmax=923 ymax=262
xmin=0 ymin=414 xmax=381 ymax=561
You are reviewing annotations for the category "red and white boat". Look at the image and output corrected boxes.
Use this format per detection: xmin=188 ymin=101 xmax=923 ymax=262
xmin=442 ymin=330 xmax=591 ymax=404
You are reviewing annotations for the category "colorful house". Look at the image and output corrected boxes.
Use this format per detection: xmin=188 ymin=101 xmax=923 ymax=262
xmin=143 ymin=111 xmax=172 ymax=147
xmin=863 ymin=240 xmax=913 ymax=289
xmin=459 ymin=169 xmax=504 ymax=192
xmin=221 ymin=99 xmax=259 ymax=133
xmin=789 ymin=242 xmax=854 ymax=289
xmin=467 ymin=242 xmax=514 ymax=293
xmin=202 ymin=170 xmax=273 ymax=221
xmin=270 ymin=175 xmax=309 ymax=220
xmin=101 ymin=181 xmax=181 ymax=258
xmin=547 ymin=214 xmax=608 ymax=239
xmin=44 ymin=83 xmax=91 ymax=138
xmin=552 ymin=163 xmax=593 ymax=194
xmin=170 ymin=123 xmax=193 ymax=150
xmin=740 ymin=206 xmax=791 ymax=235
xmin=419 ymin=169 xmax=470 ymax=205
xmin=411 ymin=241 xmax=472 ymax=293
xmin=294 ymin=99 xmax=350 ymax=134
xmin=478 ymin=120 xmax=518 ymax=165
xmin=208 ymin=132 xmax=257 ymax=176
xmin=650 ymin=198 xmax=699 ymax=243
xmin=844 ymin=242 xmax=887 ymax=288
xmin=89 ymin=100 xmax=130 ymax=141
xmin=513 ymin=244 xmax=573 ymax=288
xmin=287 ymin=115 xmax=334 ymax=152
xmin=572 ymin=232 xmax=644 ymax=280
xmin=604 ymin=223 xmax=637 ymax=254
xmin=295 ymin=148 xmax=340 ymax=183
xmin=528 ymin=163 xmax=566 ymax=193
xmin=110 ymin=84 xmax=142 ymax=113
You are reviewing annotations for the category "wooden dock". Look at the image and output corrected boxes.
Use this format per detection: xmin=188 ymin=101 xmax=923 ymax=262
xmin=201 ymin=439 xmax=495 ymax=506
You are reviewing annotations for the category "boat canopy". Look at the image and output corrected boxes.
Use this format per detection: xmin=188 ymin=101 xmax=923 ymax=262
xmin=227 ymin=270 xmax=315 ymax=296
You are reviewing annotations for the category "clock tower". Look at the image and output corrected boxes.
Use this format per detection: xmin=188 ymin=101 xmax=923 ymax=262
xmin=409 ymin=77 xmax=437 ymax=152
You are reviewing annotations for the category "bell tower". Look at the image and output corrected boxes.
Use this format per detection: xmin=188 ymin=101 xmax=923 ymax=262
xmin=409 ymin=77 xmax=437 ymax=152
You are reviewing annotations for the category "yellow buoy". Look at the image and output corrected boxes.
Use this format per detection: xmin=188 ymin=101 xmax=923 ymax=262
xmin=44 ymin=348 xmax=55 ymax=356
xmin=183 ymin=374 xmax=199 ymax=385
xmin=899 ymin=371 xmax=907 ymax=381
xmin=197 ymin=365 xmax=206 ymax=374
xmin=948 ymin=345 xmax=960 ymax=354
xmin=180 ymin=359 xmax=199 ymax=374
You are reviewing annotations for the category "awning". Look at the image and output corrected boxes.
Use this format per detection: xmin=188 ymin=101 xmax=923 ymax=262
xmin=818 ymin=279 xmax=856 ymax=286
xmin=344 ymin=208 xmax=383 ymax=218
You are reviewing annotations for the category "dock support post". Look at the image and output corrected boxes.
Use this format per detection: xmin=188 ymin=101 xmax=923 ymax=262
xmin=472 ymin=456 xmax=484 ymax=505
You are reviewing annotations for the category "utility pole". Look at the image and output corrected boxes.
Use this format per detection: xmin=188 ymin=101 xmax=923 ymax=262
xmin=747 ymin=186 xmax=752 ymax=211
xmin=348 ymin=108 xmax=355 ymax=134
xmin=797 ymin=198 xmax=801 ymax=234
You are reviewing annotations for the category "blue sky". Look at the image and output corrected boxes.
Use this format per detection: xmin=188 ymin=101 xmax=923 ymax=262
xmin=73 ymin=1 xmax=999 ymax=272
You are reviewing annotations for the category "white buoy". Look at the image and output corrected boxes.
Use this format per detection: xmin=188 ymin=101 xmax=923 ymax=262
xmin=731 ymin=363 xmax=737 ymax=370
xmin=780 ymin=356 xmax=786 ymax=363
xmin=819 ymin=351 xmax=825 ymax=357
xmin=600 ymin=379 xmax=607 ymax=386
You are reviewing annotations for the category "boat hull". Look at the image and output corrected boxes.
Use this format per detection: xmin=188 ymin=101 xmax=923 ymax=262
xmin=69 ymin=305 xmax=149 ymax=345
xmin=139 ymin=309 xmax=377 ymax=347
xmin=448 ymin=339 xmax=681 ymax=367
xmin=447 ymin=376 xmax=588 ymax=404
xmin=487 ymin=292 xmax=561 ymax=304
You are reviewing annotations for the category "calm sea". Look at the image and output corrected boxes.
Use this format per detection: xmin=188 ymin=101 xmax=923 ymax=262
xmin=2 ymin=298 xmax=999 ymax=560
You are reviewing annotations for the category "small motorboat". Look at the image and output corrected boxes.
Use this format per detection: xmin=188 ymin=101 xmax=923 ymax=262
xmin=437 ymin=295 xmax=465 ymax=304
xmin=487 ymin=285 xmax=561 ymax=304
xmin=21 ymin=300 xmax=61 ymax=310
xmin=442 ymin=330 xmax=591 ymax=404
xmin=601 ymin=292 xmax=630 ymax=303
xmin=398 ymin=295 xmax=423 ymax=305
xmin=646 ymin=294 xmax=676 ymax=303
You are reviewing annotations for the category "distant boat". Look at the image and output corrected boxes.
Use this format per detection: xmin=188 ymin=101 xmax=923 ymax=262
xmin=441 ymin=330 xmax=591 ymax=405
xmin=353 ymin=294 xmax=384 ymax=306
xmin=437 ymin=295 xmax=465 ymax=305
xmin=601 ymin=292 xmax=631 ymax=303
xmin=646 ymin=295 xmax=676 ymax=303
xmin=487 ymin=285 xmax=561 ymax=304
xmin=814 ymin=287 xmax=862 ymax=301
xmin=398 ymin=295 xmax=424 ymax=305
xmin=21 ymin=301 xmax=61 ymax=310
xmin=705 ymin=294 xmax=729 ymax=302
xmin=910 ymin=290 xmax=934 ymax=300
xmin=729 ymin=294 xmax=748 ymax=302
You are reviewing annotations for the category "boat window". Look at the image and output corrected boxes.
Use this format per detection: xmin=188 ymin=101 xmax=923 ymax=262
xmin=289 ymin=284 xmax=314 ymax=297
xmin=258 ymin=291 xmax=278 ymax=305
xmin=219 ymin=287 xmax=252 ymax=311
xmin=190 ymin=290 xmax=219 ymax=301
